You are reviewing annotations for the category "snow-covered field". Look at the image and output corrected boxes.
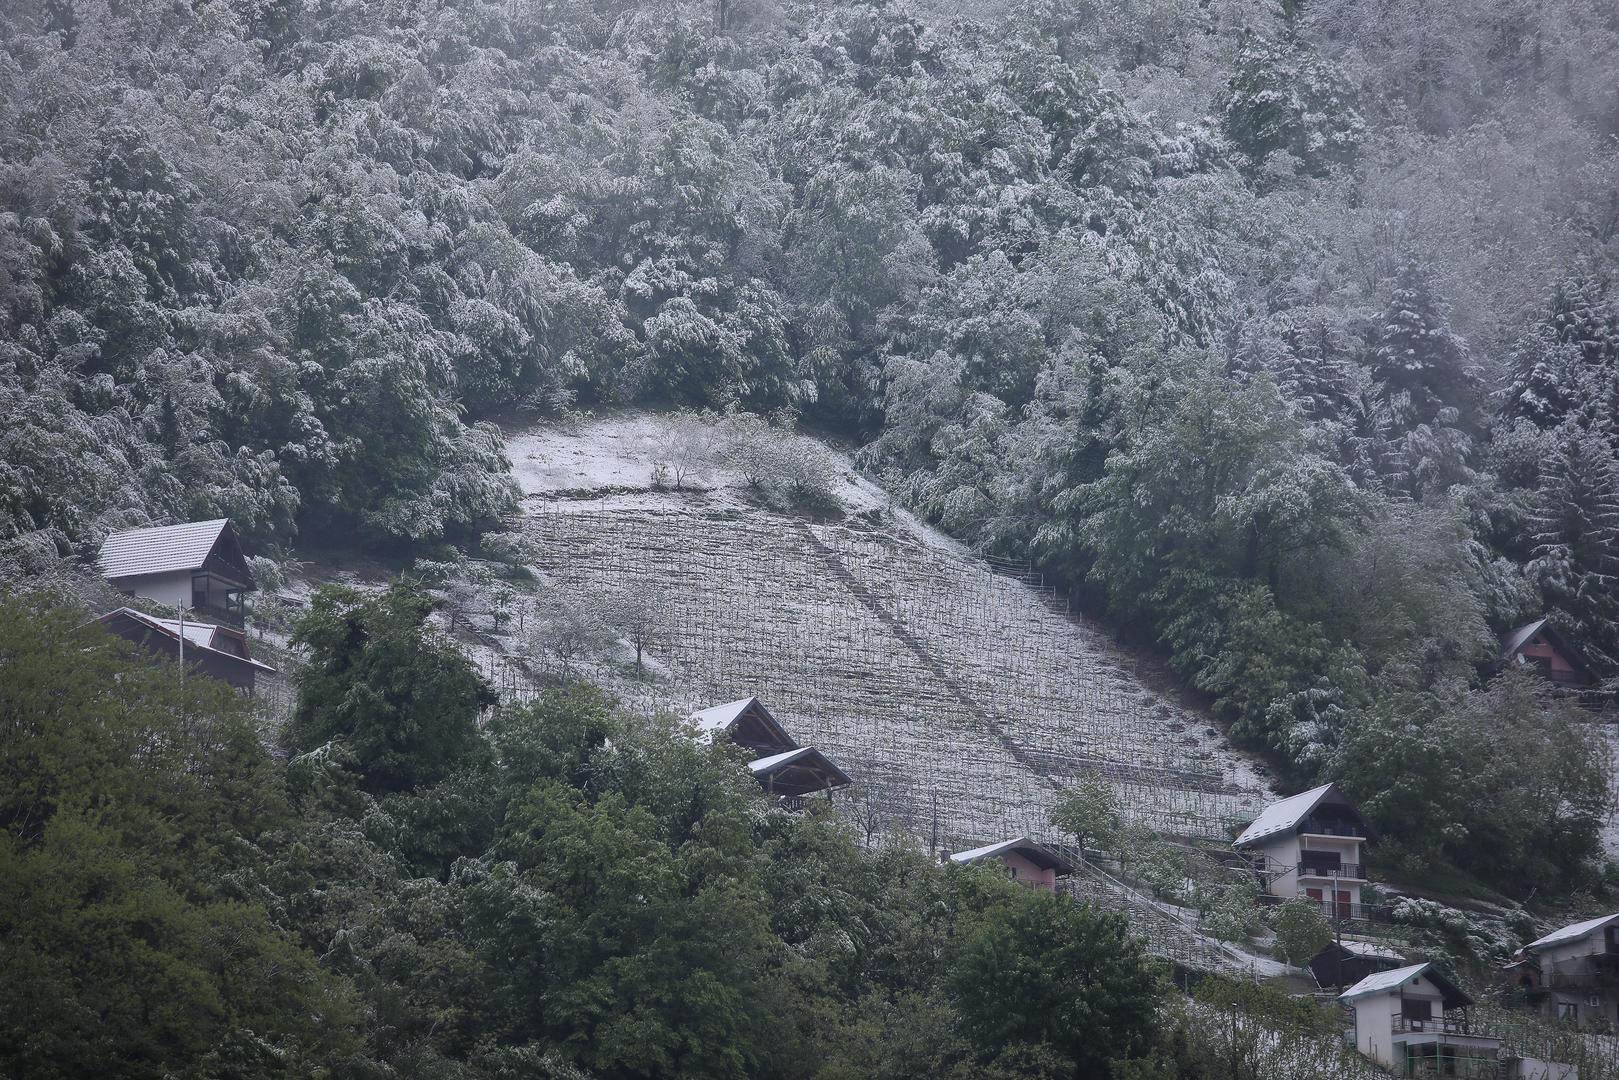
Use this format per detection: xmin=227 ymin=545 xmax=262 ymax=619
xmin=498 ymin=410 xmax=1275 ymax=849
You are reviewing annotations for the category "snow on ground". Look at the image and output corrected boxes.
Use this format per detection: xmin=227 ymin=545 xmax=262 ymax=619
xmin=493 ymin=409 xmax=1275 ymax=852
xmin=1589 ymin=724 xmax=1619 ymax=859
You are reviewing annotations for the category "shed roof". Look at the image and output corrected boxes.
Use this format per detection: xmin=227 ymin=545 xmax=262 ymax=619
xmin=747 ymin=746 xmax=852 ymax=795
xmin=1235 ymin=783 xmax=1367 ymax=848
xmin=690 ymin=696 xmax=798 ymax=753
xmin=1339 ymin=963 xmax=1471 ymax=1008
xmin=95 ymin=607 xmax=276 ymax=675
xmin=1524 ymin=911 xmax=1619 ymax=952
xmin=950 ymin=837 xmax=1076 ymax=876
xmin=98 ymin=519 xmax=252 ymax=585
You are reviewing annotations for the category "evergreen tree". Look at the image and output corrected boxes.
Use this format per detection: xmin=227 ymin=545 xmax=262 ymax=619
xmin=1505 ymin=275 xmax=1619 ymax=435
xmin=1368 ymin=261 xmax=1480 ymax=498
xmin=1531 ymin=418 xmax=1619 ymax=673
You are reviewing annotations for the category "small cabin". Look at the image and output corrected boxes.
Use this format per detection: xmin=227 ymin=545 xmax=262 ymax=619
xmin=948 ymin=838 xmax=1076 ymax=893
xmin=1340 ymin=962 xmax=1502 ymax=1078
xmin=1500 ymin=619 xmax=1597 ymax=689
xmin=98 ymin=519 xmax=256 ymax=628
xmin=1234 ymin=783 xmax=1373 ymax=918
xmin=95 ymin=607 xmax=276 ymax=691
xmin=1311 ymin=939 xmax=1406 ymax=990
xmin=690 ymin=697 xmax=852 ymax=804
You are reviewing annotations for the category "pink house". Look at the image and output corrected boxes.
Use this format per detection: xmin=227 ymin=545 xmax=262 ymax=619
xmin=948 ymin=838 xmax=1076 ymax=892
xmin=1500 ymin=618 xmax=1597 ymax=688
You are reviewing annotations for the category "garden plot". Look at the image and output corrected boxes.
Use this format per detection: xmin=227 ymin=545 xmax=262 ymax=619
xmin=501 ymin=412 xmax=1274 ymax=852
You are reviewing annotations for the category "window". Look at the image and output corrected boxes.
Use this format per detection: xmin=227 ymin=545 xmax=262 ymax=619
xmin=1558 ymin=1001 xmax=1578 ymax=1022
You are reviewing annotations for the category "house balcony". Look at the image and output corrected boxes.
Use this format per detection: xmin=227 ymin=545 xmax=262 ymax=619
xmin=1299 ymin=817 xmax=1368 ymax=839
xmin=1298 ymin=863 xmax=1366 ymax=881
xmin=1394 ymin=1015 xmax=1479 ymax=1036
xmin=189 ymin=598 xmax=246 ymax=629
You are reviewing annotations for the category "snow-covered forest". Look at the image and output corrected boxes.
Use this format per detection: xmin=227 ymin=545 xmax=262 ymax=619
xmin=5 ymin=0 xmax=1619 ymax=1075
xmin=7 ymin=0 xmax=1619 ymax=883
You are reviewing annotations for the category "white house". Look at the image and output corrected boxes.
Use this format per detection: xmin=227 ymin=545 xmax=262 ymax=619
xmin=1508 ymin=911 xmax=1619 ymax=1028
xmin=97 ymin=519 xmax=256 ymax=628
xmin=690 ymin=697 xmax=852 ymax=801
xmin=948 ymin=838 xmax=1075 ymax=893
xmin=1234 ymin=782 xmax=1371 ymax=918
xmin=1340 ymin=963 xmax=1503 ymax=1078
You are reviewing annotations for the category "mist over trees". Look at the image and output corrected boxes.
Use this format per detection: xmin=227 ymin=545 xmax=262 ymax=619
xmin=3 ymin=0 xmax=1619 ymax=886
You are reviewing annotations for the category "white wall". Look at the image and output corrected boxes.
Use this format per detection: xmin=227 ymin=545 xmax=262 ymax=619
xmin=1353 ymin=993 xmax=1396 ymax=1067
xmin=116 ymin=572 xmax=191 ymax=609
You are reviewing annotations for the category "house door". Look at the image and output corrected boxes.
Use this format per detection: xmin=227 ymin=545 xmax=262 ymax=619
xmin=1305 ymin=887 xmax=1324 ymax=915
xmin=1336 ymin=889 xmax=1352 ymax=920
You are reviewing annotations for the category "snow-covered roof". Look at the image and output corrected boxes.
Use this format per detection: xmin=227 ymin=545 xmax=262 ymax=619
xmin=1340 ymin=939 xmax=1406 ymax=962
xmin=950 ymin=837 xmax=1075 ymax=876
xmin=690 ymin=696 xmax=798 ymax=754
xmin=96 ymin=607 xmax=276 ymax=674
xmin=1339 ymin=962 xmax=1470 ymax=1007
xmin=1235 ymin=783 xmax=1362 ymax=847
xmin=1524 ymin=911 xmax=1619 ymax=953
xmin=746 ymin=745 xmax=852 ymax=793
xmin=1500 ymin=618 xmax=1548 ymax=658
xmin=692 ymin=697 xmax=758 ymax=733
xmin=748 ymin=747 xmax=818 ymax=773
xmin=98 ymin=519 xmax=250 ymax=583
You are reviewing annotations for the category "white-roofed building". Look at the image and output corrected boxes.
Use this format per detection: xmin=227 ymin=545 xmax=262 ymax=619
xmin=1234 ymin=782 xmax=1372 ymax=919
xmin=1339 ymin=962 xmax=1503 ymax=1077
xmin=689 ymin=697 xmax=852 ymax=806
xmin=97 ymin=519 xmax=256 ymax=628
xmin=948 ymin=837 xmax=1075 ymax=893
xmin=93 ymin=607 xmax=276 ymax=692
xmin=1507 ymin=910 xmax=1619 ymax=1028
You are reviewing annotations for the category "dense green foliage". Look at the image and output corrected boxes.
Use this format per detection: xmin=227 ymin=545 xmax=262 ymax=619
xmin=288 ymin=583 xmax=497 ymax=792
xmin=3 ymin=0 xmax=1617 ymax=890
xmin=0 ymin=591 xmax=1168 ymax=1079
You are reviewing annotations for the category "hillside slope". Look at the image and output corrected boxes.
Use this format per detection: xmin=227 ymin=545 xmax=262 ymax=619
xmin=488 ymin=412 xmax=1273 ymax=852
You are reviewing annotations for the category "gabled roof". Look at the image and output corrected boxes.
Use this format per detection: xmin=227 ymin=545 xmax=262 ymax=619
xmin=98 ymin=519 xmax=253 ymax=586
xmin=95 ymin=608 xmax=276 ymax=675
xmin=1499 ymin=618 xmax=1598 ymax=681
xmin=747 ymin=745 xmax=852 ymax=796
xmin=690 ymin=696 xmax=798 ymax=753
xmin=1234 ymin=782 xmax=1368 ymax=848
xmin=950 ymin=837 xmax=1076 ymax=876
xmin=1339 ymin=962 xmax=1471 ymax=1008
xmin=1524 ymin=911 xmax=1619 ymax=953
xmin=1500 ymin=618 xmax=1550 ymax=658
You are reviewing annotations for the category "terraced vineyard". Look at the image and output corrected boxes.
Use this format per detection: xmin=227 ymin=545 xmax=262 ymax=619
xmin=491 ymin=412 xmax=1274 ymax=857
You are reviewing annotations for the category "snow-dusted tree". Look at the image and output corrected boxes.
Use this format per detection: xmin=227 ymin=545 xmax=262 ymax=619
xmin=1371 ymin=261 xmax=1479 ymax=431
xmin=656 ymin=410 xmax=719 ymax=490
xmin=526 ymin=588 xmax=616 ymax=682
xmin=1367 ymin=261 xmax=1480 ymax=498
xmin=1222 ymin=36 xmax=1363 ymax=178
xmin=601 ymin=588 xmax=672 ymax=674
xmin=1505 ymin=276 xmax=1619 ymax=435
xmin=1530 ymin=418 xmax=1619 ymax=673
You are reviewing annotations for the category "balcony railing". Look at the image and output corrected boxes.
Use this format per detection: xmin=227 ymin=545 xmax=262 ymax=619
xmin=1299 ymin=819 xmax=1368 ymax=838
xmin=1539 ymin=965 xmax=1619 ymax=990
xmin=1304 ymin=898 xmax=1393 ymax=923
xmin=1394 ymin=1014 xmax=1477 ymax=1036
xmin=1298 ymin=863 xmax=1365 ymax=880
